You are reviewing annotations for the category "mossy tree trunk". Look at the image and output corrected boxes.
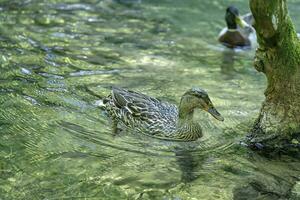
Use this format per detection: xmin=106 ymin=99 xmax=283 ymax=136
xmin=249 ymin=0 xmax=300 ymax=147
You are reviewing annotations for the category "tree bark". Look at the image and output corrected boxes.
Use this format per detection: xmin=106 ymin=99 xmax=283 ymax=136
xmin=248 ymin=0 xmax=300 ymax=149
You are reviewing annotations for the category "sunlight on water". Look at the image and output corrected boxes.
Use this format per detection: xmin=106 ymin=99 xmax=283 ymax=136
xmin=1 ymin=0 xmax=300 ymax=199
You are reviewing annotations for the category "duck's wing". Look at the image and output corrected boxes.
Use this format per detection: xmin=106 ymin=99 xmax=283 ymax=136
xmin=242 ymin=13 xmax=254 ymax=26
xmin=108 ymin=87 xmax=178 ymax=136
xmin=240 ymin=13 xmax=257 ymax=45
xmin=112 ymin=87 xmax=159 ymax=106
xmin=111 ymin=87 xmax=163 ymax=118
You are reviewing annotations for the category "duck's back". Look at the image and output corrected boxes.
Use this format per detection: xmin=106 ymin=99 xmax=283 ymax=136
xmin=104 ymin=87 xmax=178 ymax=137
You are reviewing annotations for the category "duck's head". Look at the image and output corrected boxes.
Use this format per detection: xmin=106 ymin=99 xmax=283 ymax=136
xmin=225 ymin=6 xmax=248 ymax=29
xmin=180 ymin=88 xmax=224 ymax=121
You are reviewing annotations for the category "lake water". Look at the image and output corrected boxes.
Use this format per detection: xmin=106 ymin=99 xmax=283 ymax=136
xmin=1 ymin=0 xmax=300 ymax=199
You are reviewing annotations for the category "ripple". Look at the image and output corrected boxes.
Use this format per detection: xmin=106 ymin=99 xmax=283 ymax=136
xmin=23 ymin=95 xmax=39 ymax=105
xmin=51 ymin=32 xmax=75 ymax=39
xmin=21 ymin=67 xmax=32 ymax=75
xmin=69 ymin=69 xmax=120 ymax=77
xmin=69 ymin=69 xmax=142 ymax=77
xmin=57 ymin=121 xmax=175 ymax=157
xmin=38 ymin=72 xmax=64 ymax=79
xmin=55 ymin=3 xmax=94 ymax=11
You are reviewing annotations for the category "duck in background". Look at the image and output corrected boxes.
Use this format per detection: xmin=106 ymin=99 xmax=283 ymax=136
xmin=218 ymin=6 xmax=256 ymax=49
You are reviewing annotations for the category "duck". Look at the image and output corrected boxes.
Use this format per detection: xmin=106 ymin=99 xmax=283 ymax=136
xmin=218 ymin=6 xmax=256 ymax=49
xmin=102 ymin=87 xmax=224 ymax=141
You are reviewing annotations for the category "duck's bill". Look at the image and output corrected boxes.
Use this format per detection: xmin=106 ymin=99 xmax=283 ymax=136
xmin=235 ymin=17 xmax=248 ymax=28
xmin=207 ymin=107 xmax=224 ymax=121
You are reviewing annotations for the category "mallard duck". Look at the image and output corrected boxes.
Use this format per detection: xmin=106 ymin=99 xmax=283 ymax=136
xmin=103 ymin=87 xmax=224 ymax=141
xmin=218 ymin=6 xmax=256 ymax=48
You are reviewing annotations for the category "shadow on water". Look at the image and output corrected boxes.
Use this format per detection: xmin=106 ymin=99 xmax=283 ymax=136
xmin=174 ymin=148 xmax=203 ymax=183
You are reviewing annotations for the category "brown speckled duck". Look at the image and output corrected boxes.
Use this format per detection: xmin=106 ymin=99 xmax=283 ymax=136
xmin=103 ymin=87 xmax=224 ymax=141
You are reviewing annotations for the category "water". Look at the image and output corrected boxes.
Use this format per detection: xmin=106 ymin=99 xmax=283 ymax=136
xmin=1 ymin=0 xmax=300 ymax=199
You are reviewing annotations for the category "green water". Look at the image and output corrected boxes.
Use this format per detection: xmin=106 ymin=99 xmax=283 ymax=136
xmin=1 ymin=0 xmax=300 ymax=199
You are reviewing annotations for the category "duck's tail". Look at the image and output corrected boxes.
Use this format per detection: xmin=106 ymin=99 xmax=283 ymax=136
xmin=79 ymin=85 xmax=109 ymax=109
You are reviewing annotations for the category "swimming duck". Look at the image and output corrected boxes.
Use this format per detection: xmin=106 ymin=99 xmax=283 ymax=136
xmin=218 ymin=6 xmax=256 ymax=48
xmin=103 ymin=87 xmax=224 ymax=141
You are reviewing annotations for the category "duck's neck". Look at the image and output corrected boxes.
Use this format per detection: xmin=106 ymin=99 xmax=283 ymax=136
xmin=177 ymin=99 xmax=202 ymax=140
xmin=178 ymin=101 xmax=198 ymax=131
xmin=178 ymin=100 xmax=194 ymax=122
xmin=226 ymin=20 xmax=237 ymax=30
xmin=178 ymin=105 xmax=202 ymax=140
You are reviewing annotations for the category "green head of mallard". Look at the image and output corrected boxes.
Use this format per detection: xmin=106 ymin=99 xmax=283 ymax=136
xmin=179 ymin=88 xmax=224 ymax=121
xmin=225 ymin=6 xmax=248 ymax=29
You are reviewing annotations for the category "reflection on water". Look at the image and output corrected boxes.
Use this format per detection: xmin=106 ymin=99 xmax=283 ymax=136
xmin=1 ymin=0 xmax=300 ymax=199
xmin=220 ymin=49 xmax=236 ymax=80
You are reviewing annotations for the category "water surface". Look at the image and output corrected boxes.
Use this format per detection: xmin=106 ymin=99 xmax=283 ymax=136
xmin=1 ymin=0 xmax=300 ymax=199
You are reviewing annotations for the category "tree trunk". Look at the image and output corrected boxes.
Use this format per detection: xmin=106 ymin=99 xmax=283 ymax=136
xmin=248 ymin=0 xmax=300 ymax=150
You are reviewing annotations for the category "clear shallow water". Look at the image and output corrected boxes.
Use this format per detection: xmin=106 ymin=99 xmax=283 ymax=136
xmin=1 ymin=0 xmax=300 ymax=199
